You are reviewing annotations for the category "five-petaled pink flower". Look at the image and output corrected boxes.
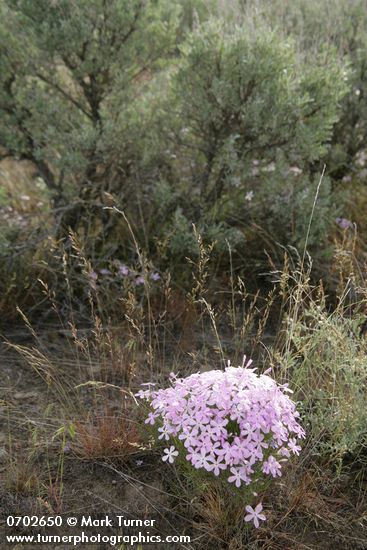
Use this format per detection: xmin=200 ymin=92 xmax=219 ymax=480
xmin=138 ymin=356 xmax=305 ymax=528
xmin=144 ymin=412 xmax=157 ymax=425
xmin=288 ymin=438 xmax=302 ymax=455
xmin=118 ymin=264 xmax=129 ymax=276
xmin=244 ymin=503 xmax=266 ymax=528
xmin=162 ymin=446 xmax=178 ymax=464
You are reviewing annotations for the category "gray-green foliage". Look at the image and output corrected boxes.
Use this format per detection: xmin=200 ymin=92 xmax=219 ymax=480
xmin=255 ymin=168 xmax=338 ymax=252
xmin=283 ymin=303 xmax=367 ymax=466
xmin=0 ymin=0 xmax=179 ymax=220
xmin=234 ymin=0 xmax=367 ymax=177
xmin=0 ymin=186 xmax=10 ymax=254
xmin=162 ymin=21 xmax=348 ymax=258
xmin=174 ymin=23 xmax=346 ymax=173
xmin=0 ymin=1 xmax=355 ymax=275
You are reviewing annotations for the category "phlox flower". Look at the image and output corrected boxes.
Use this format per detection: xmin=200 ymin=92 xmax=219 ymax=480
xmin=288 ymin=438 xmax=302 ymax=456
xmin=207 ymin=456 xmax=227 ymax=476
xmin=186 ymin=447 xmax=199 ymax=464
xmin=145 ymin=412 xmax=157 ymax=425
xmin=244 ymin=503 xmax=266 ymax=528
xmin=99 ymin=268 xmax=111 ymax=276
xmin=162 ymin=446 xmax=178 ymax=464
xmin=138 ymin=356 xmax=305 ymax=527
xmin=192 ymin=448 xmax=212 ymax=471
xmin=335 ymin=217 xmax=353 ymax=230
xmin=228 ymin=466 xmax=250 ymax=488
xmin=262 ymin=455 xmax=282 ymax=477
xmin=136 ymin=389 xmax=150 ymax=400
xmin=118 ymin=264 xmax=129 ymax=276
xmin=279 ymin=447 xmax=291 ymax=458
xmin=158 ymin=426 xmax=170 ymax=441
xmin=214 ymin=441 xmax=234 ymax=464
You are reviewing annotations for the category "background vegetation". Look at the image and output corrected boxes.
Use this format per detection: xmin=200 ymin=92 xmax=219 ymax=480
xmin=0 ymin=1 xmax=367 ymax=548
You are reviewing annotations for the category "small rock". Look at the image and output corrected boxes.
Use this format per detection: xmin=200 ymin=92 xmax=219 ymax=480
xmin=0 ymin=446 xmax=8 ymax=463
xmin=14 ymin=391 xmax=38 ymax=400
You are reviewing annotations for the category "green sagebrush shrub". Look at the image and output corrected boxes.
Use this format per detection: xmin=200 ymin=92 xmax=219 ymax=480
xmin=0 ymin=2 xmax=351 ymax=288
xmin=239 ymin=0 xmax=367 ymax=178
xmin=0 ymin=0 xmax=180 ymax=232
xmin=157 ymin=21 xmax=349 ymax=264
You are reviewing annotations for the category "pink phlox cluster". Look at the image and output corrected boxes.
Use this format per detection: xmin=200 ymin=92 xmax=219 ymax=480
xmin=138 ymin=357 xmax=305 ymax=495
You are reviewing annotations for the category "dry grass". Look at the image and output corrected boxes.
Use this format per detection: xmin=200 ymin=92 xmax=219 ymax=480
xmin=72 ymin=412 xmax=140 ymax=460
xmin=1 ymin=216 xmax=367 ymax=549
xmin=193 ymin=484 xmax=249 ymax=548
xmin=5 ymin=456 xmax=41 ymax=495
